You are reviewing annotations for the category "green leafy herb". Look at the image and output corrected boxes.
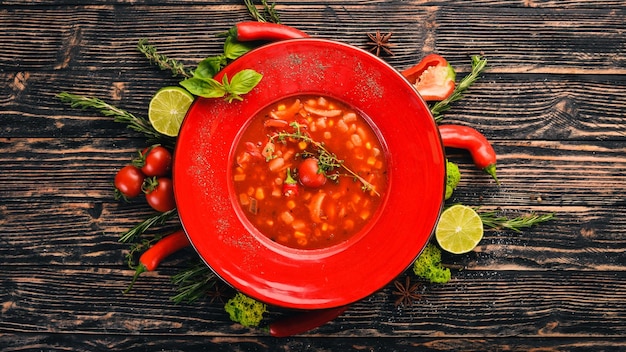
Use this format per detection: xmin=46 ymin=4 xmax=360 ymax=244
xmin=193 ymin=56 xmax=228 ymax=80
xmin=181 ymin=69 xmax=263 ymax=102
xmin=268 ymin=122 xmax=380 ymax=195
xmin=118 ymin=209 xmax=178 ymax=243
xmin=431 ymin=55 xmax=488 ymax=121
xmin=191 ymin=36 xmax=254 ymax=81
xmin=138 ymin=32 xmax=259 ymax=102
xmin=223 ymin=35 xmax=255 ymax=60
xmin=170 ymin=261 xmax=218 ymax=304
xmin=244 ymin=0 xmax=281 ymax=23
xmin=137 ymin=39 xmax=193 ymax=78
xmin=57 ymin=92 xmax=174 ymax=146
xmin=479 ymin=210 xmax=555 ymax=233
xmin=180 ymin=77 xmax=226 ymax=98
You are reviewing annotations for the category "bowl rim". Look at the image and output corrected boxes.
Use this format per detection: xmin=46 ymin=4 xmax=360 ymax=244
xmin=173 ymin=38 xmax=446 ymax=309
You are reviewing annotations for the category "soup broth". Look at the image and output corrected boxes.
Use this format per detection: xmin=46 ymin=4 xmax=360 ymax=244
xmin=232 ymin=96 xmax=388 ymax=250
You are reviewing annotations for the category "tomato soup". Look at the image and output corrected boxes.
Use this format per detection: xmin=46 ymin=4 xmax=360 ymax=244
xmin=232 ymin=96 xmax=388 ymax=250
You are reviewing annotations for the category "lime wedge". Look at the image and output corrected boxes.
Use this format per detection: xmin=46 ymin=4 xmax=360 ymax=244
xmin=148 ymin=86 xmax=194 ymax=137
xmin=435 ymin=204 xmax=484 ymax=254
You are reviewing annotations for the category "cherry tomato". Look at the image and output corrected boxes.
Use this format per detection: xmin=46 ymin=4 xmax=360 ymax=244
xmin=144 ymin=177 xmax=176 ymax=212
xmin=297 ymin=158 xmax=326 ymax=188
xmin=114 ymin=165 xmax=145 ymax=199
xmin=137 ymin=145 xmax=172 ymax=177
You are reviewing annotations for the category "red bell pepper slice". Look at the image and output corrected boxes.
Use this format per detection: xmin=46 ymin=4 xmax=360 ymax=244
xmin=401 ymin=53 xmax=456 ymax=101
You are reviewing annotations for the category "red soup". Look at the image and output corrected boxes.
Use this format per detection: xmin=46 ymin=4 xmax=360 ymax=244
xmin=232 ymin=96 xmax=388 ymax=250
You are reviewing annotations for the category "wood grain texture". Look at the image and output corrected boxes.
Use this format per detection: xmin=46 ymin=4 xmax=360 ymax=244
xmin=3 ymin=72 xmax=626 ymax=140
xmin=1 ymin=4 xmax=624 ymax=72
xmin=1 ymin=0 xmax=625 ymax=350
xmin=1 ymin=266 xmax=626 ymax=336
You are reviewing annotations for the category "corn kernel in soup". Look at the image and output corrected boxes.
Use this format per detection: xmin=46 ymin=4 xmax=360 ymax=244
xmin=232 ymin=96 xmax=388 ymax=250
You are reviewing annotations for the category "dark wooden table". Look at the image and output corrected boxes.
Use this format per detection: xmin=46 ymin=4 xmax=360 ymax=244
xmin=2 ymin=0 xmax=626 ymax=351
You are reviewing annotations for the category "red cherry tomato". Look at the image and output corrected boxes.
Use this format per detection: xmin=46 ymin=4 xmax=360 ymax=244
xmin=114 ymin=165 xmax=145 ymax=199
xmin=137 ymin=145 xmax=172 ymax=177
xmin=297 ymin=158 xmax=326 ymax=188
xmin=144 ymin=177 xmax=176 ymax=212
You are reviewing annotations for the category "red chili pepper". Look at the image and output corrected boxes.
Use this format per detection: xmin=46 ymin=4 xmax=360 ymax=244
xmin=282 ymin=168 xmax=299 ymax=197
xmin=438 ymin=124 xmax=499 ymax=184
xmin=124 ymin=229 xmax=191 ymax=293
xmin=230 ymin=21 xmax=309 ymax=42
xmin=401 ymin=53 xmax=456 ymax=101
xmin=268 ymin=305 xmax=349 ymax=337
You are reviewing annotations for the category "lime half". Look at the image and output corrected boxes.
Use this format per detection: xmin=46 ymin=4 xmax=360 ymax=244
xmin=148 ymin=86 xmax=194 ymax=137
xmin=435 ymin=204 xmax=484 ymax=254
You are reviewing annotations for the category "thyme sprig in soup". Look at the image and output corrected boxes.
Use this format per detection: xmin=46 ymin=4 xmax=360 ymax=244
xmin=232 ymin=96 xmax=388 ymax=250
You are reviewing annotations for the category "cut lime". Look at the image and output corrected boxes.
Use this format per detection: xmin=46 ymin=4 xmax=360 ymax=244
xmin=148 ymin=86 xmax=194 ymax=137
xmin=435 ymin=204 xmax=484 ymax=254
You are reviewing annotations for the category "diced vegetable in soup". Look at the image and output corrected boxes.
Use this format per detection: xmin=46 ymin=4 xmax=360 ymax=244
xmin=232 ymin=96 xmax=388 ymax=250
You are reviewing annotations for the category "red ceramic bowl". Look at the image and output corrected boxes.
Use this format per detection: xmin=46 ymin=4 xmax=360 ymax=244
xmin=173 ymin=39 xmax=445 ymax=309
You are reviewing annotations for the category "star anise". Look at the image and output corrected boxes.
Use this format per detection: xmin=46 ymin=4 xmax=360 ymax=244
xmin=392 ymin=276 xmax=422 ymax=307
xmin=206 ymin=283 xmax=232 ymax=304
xmin=367 ymin=31 xmax=395 ymax=57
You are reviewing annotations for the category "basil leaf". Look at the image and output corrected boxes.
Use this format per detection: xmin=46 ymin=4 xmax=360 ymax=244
xmin=194 ymin=56 xmax=226 ymax=80
xmin=228 ymin=69 xmax=263 ymax=95
xmin=223 ymin=36 xmax=254 ymax=60
xmin=221 ymin=73 xmax=231 ymax=91
xmin=180 ymin=77 xmax=226 ymax=98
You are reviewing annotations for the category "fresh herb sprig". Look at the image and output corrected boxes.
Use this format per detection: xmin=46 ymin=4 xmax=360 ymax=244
xmin=118 ymin=209 xmax=178 ymax=243
xmin=431 ymin=55 xmax=488 ymax=121
xmin=170 ymin=261 xmax=218 ymax=304
xmin=268 ymin=122 xmax=380 ymax=196
xmin=181 ymin=69 xmax=263 ymax=102
xmin=57 ymin=92 xmax=174 ymax=145
xmin=139 ymin=36 xmax=261 ymax=101
xmin=244 ymin=0 xmax=281 ymax=23
xmin=137 ymin=39 xmax=193 ymax=78
xmin=479 ymin=210 xmax=555 ymax=233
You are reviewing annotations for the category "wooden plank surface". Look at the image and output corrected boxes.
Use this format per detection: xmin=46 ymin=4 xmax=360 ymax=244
xmin=1 ymin=0 xmax=625 ymax=350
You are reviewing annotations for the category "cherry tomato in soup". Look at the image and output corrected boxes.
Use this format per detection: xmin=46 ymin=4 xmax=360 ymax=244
xmin=144 ymin=177 xmax=176 ymax=212
xmin=137 ymin=145 xmax=172 ymax=177
xmin=298 ymin=158 xmax=327 ymax=188
xmin=114 ymin=165 xmax=145 ymax=199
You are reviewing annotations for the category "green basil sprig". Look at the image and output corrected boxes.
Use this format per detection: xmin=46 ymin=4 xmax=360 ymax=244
xmin=180 ymin=36 xmax=262 ymax=102
xmin=181 ymin=69 xmax=263 ymax=102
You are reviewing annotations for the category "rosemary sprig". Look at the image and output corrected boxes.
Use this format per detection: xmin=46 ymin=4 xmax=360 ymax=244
xmin=244 ymin=0 xmax=281 ymax=23
xmin=118 ymin=209 xmax=178 ymax=243
xmin=57 ymin=92 xmax=174 ymax=146
xmin=268 ymin=122 xmax=380 ymax=196
xmin=137 ymin=39 xmax=193 ymax=78
xmin=479 ymin=210 xmax=555 ymax=233
xmin=170 ymin=261 xmax=218 ymax=304
xmin=430 ymin=55 xmax=488 ymax=121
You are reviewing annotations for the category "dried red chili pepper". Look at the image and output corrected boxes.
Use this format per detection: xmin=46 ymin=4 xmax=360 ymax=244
xmin=124 ymin=229 xmax=191 ymax=293
xmin=229 ymin=21 xmax=309 ymax=42
xmin=438 ymin=124 xmax=499 ymax=184
xmin=282 ymin=168 xmax=299 ymax=197
xmin=268 ymin=305 xmax=349 ymax=337
xmin=401 ymin=53 xmax=456 ymax=101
